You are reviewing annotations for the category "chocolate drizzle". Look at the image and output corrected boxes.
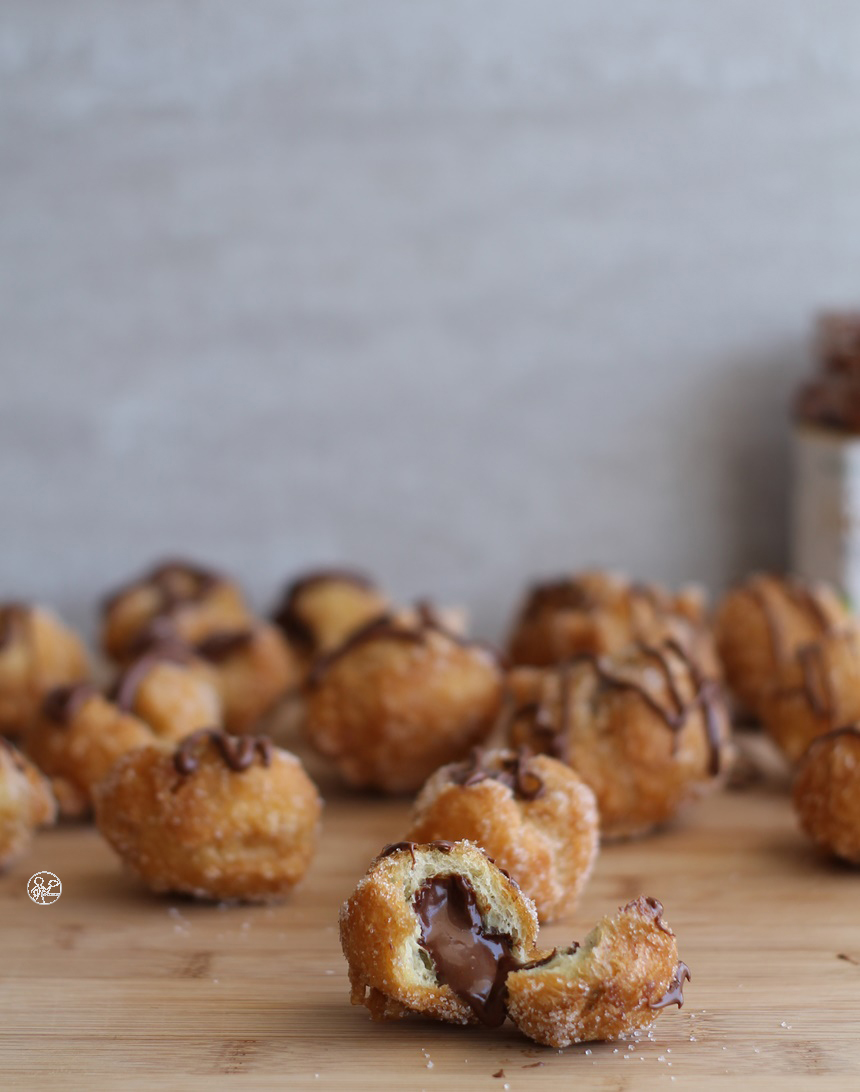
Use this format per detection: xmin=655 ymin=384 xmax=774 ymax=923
xmin=450 ymin=748 xmax=544 ymax=801
xmin=520 ymin=640 xmax=725 ymax=777
xmin=413 ymin=873 xmax=519 ymax=1027
xmin=637 ymin=896 xmax=675 ymax=937
xmin=194 ymin=629 xmax=255 ymax=663
xmin=172 ymin=729 xmax=273 ymax=776
xmin=272 ymin=569 xmax=380 ymax=653
xmin=308 ymin=606 xmax=502 ymax=687
xmin=379 ymin=840 xmax=454 ymax=864
xmin=0 ymin=604 xmax=29 ymax=650
xmin=650 ymin=961 xmax=691 ymax=1010
xmin=0 ymin=735 xmax=28 ymax=772
xmin=804 ymin=723 xmax=860 ymax=754
xmin=110 ymin=642 xmax=193 ymax=712
xmin=744 ymin=575 xmax=838 ymax=665
xmin=102 ymin=560 xmax=221 ymax=615
xmin=42 ymin=683 xmax=99 ymax=725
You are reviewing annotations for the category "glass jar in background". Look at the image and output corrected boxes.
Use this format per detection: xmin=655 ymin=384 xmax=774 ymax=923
xmin=792 ymin=313 xmax=860 ymax=607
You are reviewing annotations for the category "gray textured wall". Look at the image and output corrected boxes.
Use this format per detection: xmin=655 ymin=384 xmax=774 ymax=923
xmin=2 ymin=2 xmax=859 ymax=639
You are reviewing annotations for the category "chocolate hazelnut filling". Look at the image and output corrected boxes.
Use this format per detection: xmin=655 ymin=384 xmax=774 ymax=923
xmin=413 ymin=873 xmax=519 ymax=1027
xmin=650 ymin=961 xmax=691 ymax=1010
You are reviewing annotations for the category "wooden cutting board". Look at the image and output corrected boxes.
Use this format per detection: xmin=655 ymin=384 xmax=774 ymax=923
xmin=2 ymin=740 xmax=859 ymax=1091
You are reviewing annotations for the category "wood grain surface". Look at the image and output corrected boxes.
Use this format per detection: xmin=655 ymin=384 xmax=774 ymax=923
xmin=2 ymin=741 xmax=859 ymax=1091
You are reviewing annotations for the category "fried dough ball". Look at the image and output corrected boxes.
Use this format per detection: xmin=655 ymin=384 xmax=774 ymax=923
xmin=272 ymin=569 xmax=389 ymax=675
xmin=101 ymin=559 xmax=253 ymax=663
xmin=713 ymin=573 xmax=850 ymax=717
xmin=0 ymin=738 xmax=57 ymax=870
xmin=93 ymin=729 xmax=322 ymax=901
xmin=24 ymin=684 xmax=155 ymax=817
xmin=508 ymin=639 xmax=732 ymax=839
xmin=0 ymin=604 xmax=90 ymax=738
xmin=340 ymin=840 xmax=540 ymax=1026
xmin=110 ymin=642 xmax=223 ymax=743
xmin=304 ymin=611 xmax=504 ymax=793
xmin=759 ymin=629 xmax=860 ymax=763
xmin=406 ymin=748 xmax=598 ymax=922
xmin=793 ymin=726 xmax=860 ymax=863
xmin=506 ymin=896 xmax=689 ymax=1047
xmin=194 ymin=623 xmax=298 ymax=734
xmin=506 ymin=570 xmax=715 ymax=673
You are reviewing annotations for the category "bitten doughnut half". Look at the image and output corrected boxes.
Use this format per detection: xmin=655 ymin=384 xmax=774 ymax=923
xmin=24 ymin=684 xmax=155 ymax=817
xmin=194 ymin=622 xmax=297 ymax=734
xmin=506 ymin=570 xmax=715 ymax=674
xmin=0 ymin=604 xmax=90 ymax=738
xmin=272 ymin=569 xmax=389 ymax=677
xmin=714 ymin=573 xmax=850 ymax=718
xmin=340 ymin=840 xmax=540 ymax=1026
xmin=406 ymin=748 xmax=598 ymax=922
xmin=793 ymin=726 xmax=860 ymax=864
xmin=508 ymin=639 xmax=733 ymax=839
xmin=506 ymin=896 xmax=689 ymax=1047
xmin=0 ymin=738 xmax=57 ymax=871
xmin=760 ymin=629 xmax=860 ymax=763
xmin=110 ymin=642 xmax=222 ymax=743
xmin=93 ymin=729 xmax=322 ymax=901
xmin=304 ymin=610 xmax=504 ymax=793
xmin=101 ymin=559 xmax=253 ymax=663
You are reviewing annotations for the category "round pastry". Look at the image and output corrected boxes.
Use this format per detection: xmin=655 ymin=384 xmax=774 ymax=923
xmin=110 ymin=642 xmax=223 ymax=743
xmin=340 ymin=840 xmax=540 ymax=1026
xmin=506 ymin=896 xmax=689 ymax=1047
xmin=24 ymin=684 xmax=155 ymax=817
xmin=506 ymin=570 xmax=714 ymax=672
xmin=194 ymin=622 xmax=297 ymax=734
xmin=759 ymin=629 xmax=860 ymax=763
xmin=713 ymin=573 xmax=850 ymax=717
xmin=507 ymin=639 xmax=732 ymax=839
xmin=0 ymin=603 xmax=90 ymax=738
xmin=93 ymin=729 xmax=322 ymax=901
xmin=304 ymin=610 xmax=504 ymax=793
xmin=0 ymin=738 xmax=57 ymax=871
xmin=406 ymin=747 xmax=598 ymax=922
xmin=101 ymin=559 xmax=253 ymax=663
xmin=273 ymin=569 xmax=389 ymax=674
xmin=793 ymin=726 xmax=860 ymax=863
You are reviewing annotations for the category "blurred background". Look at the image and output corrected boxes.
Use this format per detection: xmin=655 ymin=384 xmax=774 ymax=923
xmin=2 ymin=1 xmax=859 ymax=638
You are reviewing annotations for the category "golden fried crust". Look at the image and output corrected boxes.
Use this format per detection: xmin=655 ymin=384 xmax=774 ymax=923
xmin=115 ymin=656 xmax=223 ymax=744
xmin=339 ymin=841 xmax=539 ymax=1026
xmin=760 ymin=630 xmax=860 ymax=763
xmin=0 ymin=605 xmax=90 ymax=738
xmin=507 ymin=641 xmax=733 ymax=840
xmin=93 ymin=732 xmax=322 ymax=901
xmin=793 ymin=727 xmax=860 ymax=863
xmin=0 ymin=739 xmax=57 ymax=870
xmin=406 ymin=750 xmax=599 ymax=922
xmin=273 ymin=570 xmax=390 ymax=672
xmin=24 ymin=690 xmax=155 ymax=817
xmin=506 ymin=896 xmax=686 ymax=1047
xmin=713 ymin=573 xmax=849 ymax=717
xmin=198 ymin=623 xmax=298 ymax=735
xmin=101 ymin=560 xmax=253 ymax=663
xmin=506 ymin=570 xmax=714 ymax=673
xmin=304 ymin=619 xmax=504 ymax=794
